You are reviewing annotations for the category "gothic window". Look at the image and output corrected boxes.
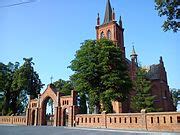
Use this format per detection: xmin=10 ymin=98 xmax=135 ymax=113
xmin=107 ymin=30 xmax=111 ymax=39
xmin=100 ymin=31 xmax=105 ymax=39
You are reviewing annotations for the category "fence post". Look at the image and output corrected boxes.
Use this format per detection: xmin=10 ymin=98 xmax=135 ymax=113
xmin=101 ymin=111 xmax=107 ymax=128
xmin=141 ymin=109 xmax=147 ymax=131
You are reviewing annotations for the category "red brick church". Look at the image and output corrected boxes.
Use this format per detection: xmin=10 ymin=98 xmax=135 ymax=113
xmin=0 ymin=1 xmax=179 ymax=131
xmin=96 ymin=0 xmax=175 ymax=112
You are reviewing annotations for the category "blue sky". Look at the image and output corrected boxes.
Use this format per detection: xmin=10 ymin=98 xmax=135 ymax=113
xmin=0 ymin=0 xmax=179 ymax=92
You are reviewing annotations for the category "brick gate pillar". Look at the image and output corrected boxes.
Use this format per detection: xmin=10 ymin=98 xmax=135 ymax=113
xmin=26 ymin=108 xmax=30 ymax=125
xmin=53 ymin=107 xmax=57 ymax=126
xmin=57 ymin=107 xmax=61 ymax=126
xmin=141 ymin=109 xmax=147 ymax=131
xmin=35 ymin=108 xmax=38 ymax=126
xmin=69 ymin=106 xmax=73 ymax=127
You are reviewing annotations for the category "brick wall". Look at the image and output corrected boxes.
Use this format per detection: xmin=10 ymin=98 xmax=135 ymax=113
xmin=146 ymin=112 xmax=180 ymax=132
xmin=106 ymin=113 xmax=146 ymax=130
xmin=0 ymin=112 xmax=179 ymax=132
xmin=0 ymin=116 xmax=26 ymax=125
xmin=75 ymin=113 xmax=106 ymax=128
xmin=75 ymin=112 xmax=180 ymax=132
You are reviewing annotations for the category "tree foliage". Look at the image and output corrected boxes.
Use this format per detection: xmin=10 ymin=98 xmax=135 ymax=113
xmin=69 ymin=39 xmax=132 ymax=113
xmin=170 ymin=88 xmax=180 ymax=108
xmin=0 ymin=62 xmax=21 ymax=115
xmin=0 ymin=58 xmax=43 ymax=115
xmin=13 ymin=58 xmax=44 ymax=99
xmin=53 ymin=79 xmax=73 ymax=96
xmin=155 ymin=0 xmax=180 ymax=32
xmin=131 ymin=68 xmax=157 ymax=112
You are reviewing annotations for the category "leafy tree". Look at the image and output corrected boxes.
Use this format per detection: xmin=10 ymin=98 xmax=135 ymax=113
xmin=131 ymin=68 xmax=156 ymax=112
xmin=0 ymin=58 xmax=43 ymax=115
xmin=155 ymin=0 xmax=180 ymax=32
xmin=0 ymin=62 xmax=19 ymax=115
xmin=170 ymin=88 xmax=180 ymax=108
xmin=69 ymin=39 xmax=132 ymax=113
xmin=78 ymin=93 xmax=87 ymax=114
xmin=12 ymin=58 xmax=44 ymax=99
xmin=53 ymin=79 xmax=73 ymax=95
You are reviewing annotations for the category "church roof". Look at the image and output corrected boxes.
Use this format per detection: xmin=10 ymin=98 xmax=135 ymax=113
xmin=147 ymin=64 xmax=160 ymax=80
xmin=103 ymin=0 xmax=113 ymax=24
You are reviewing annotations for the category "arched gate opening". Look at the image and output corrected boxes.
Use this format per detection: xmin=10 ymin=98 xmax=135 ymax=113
xmin=41 ymin=97 xmax=54 ymax=126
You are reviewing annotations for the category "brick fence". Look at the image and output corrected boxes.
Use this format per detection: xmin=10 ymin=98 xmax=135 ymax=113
xmin=0 ymin=116 xmax=26 ymax=125
xmin=0 ymin=112 xmax=179 ymax=132
xmin=75 ymin=111 xmax=180 ymax=132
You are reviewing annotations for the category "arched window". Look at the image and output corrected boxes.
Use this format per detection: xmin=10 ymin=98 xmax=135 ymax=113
xmin=100 ymin=31 xmax=105 ymax=39
xmin=107 ymin=30 xmax=111 ymax=39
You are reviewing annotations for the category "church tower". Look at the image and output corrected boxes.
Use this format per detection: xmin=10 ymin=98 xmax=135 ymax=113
xmin=96 ymin=0 xmax=126 ymax=58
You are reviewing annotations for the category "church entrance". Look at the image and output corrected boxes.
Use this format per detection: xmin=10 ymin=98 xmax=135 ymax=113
xmin=63 ymin=108 xmax=68 ymax=126
xmin=41 ymin=97 xmax=54 ymax=126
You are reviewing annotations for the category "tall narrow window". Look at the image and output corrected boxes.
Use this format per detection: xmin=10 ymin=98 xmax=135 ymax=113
xmin=119 ymin=117 xmax=121 ymax=123
xmin=89 ymin=118 xmax=91 ymax=123
xmin=170 ymin=116 xmax=173 ymax=123
xmin=114 ymin=117 xmax=116 ymax=123
xmin=100 ymin=31 xmax=105 ymax=39
xmin=157 ymin=117 xmax=159 ymax=123
xmin=110 ymin=117 xmax=112 ymax=123
xmin=177 ymin=116 xmax=180 ymax=123
xmin=107 ymin=30 xmax=111 ymax=39
xmin=130 ymin=117 xmax=132 ymax=123
xmin=164 ymin=117 xmax=166 ymax=123
xmin=151 ymin=117 xmax=153 ymax=123
xmin=135 ymin=117 xmax=137 ymax=123
xmin=98 ymin=118 xmax=100 ymax=123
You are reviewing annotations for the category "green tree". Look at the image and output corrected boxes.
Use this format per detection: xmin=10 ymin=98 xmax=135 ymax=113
xmin=69 ymin=39 xmax=132 ymax=113
xmin=53 ymin=79 xmax=73 ymax=95
xmin=131 ymin=68 xmax=156 ymax=112
xmin=78 ymin=93 xmax=87 ymax=114
xmin=0 ymin=58 xmax=43 ymax=115
xmin=170 ymin=88 xmax=180 ymax=108
xmin=0 ymin=62 xmax=20 ymax=115
xmin=155 ymin=0 xmax=180 ymax=32
xmin=13 ymin=58 xmax=44 ymax=99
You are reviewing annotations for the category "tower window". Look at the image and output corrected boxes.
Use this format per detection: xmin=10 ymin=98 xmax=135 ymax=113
xmin=107 ymin=30 xmax=111 ymax=39
xmin=100 ymin=31 xmax=105 ymax=39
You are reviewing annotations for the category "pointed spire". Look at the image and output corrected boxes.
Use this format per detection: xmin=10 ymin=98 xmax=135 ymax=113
xmin=119 ymin=16 xmax=122 ymax=27
xmin=112 ymin=8 xmax=115 ymax=21
xmin=131 ymin=46 xmax=137 ymax=56
xmin=103 ymin=0 xmax=113 ymax=24
xmin=130 ymin=45 xmax=138 ymax=62
xmin=159 ymin=56 xmax=164 ymax=65
xmin=97 ymin=13 xmax=100 ymax=26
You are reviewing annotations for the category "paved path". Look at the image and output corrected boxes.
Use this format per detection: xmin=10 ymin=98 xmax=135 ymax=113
xmin=0 ymin=125 xmax=178 ymax=135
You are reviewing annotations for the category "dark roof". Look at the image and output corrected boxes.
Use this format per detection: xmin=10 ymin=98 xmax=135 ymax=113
xmin=103 ymin=0 xmax=113 ymax=24
xmin=126 ymin=58 xmax=131 ymax=65
xmin=147 ymin=64 xmax=160 ymax=80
